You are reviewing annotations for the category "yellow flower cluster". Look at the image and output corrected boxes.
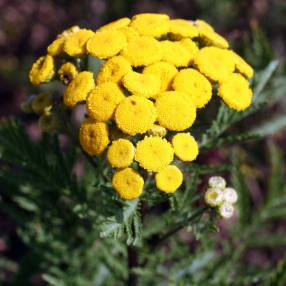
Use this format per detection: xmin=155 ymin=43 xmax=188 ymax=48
xmin=28 ymin=14 xmax=254 ymax=200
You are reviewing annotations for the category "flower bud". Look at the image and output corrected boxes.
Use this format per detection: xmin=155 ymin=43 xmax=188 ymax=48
xmin=204 ymin=187 xmax=223 ymax=207
xmin=218 ymin=202 xmax=234 ymax=219
xmin=223 ymin=187 xmax=238 ymax=204
xmin=208 ymin=176 xmax=226 ymax=189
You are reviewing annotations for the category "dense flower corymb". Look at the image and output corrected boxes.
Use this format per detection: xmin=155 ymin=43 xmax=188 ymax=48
xmin=28 ymin=13 xmax=254 ymax=200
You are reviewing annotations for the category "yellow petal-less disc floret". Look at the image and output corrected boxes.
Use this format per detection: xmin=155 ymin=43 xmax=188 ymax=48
xmin=96 ymin=56 xmax=132 ymax=84
xmin=119 ymin=26 xmax=140 ymax=42
xmin=155 ymin=165 xmax=183 ymax=193
xmin=135 ymin=136 xmax=174 ymax=172
xmin=160 ymin=40 xmax=193 ymax=67
xmin=112 ymin=168 xmax=144 ymax=200
xmin=130 ymin=13 xmax=170 ymax=37
xmin=172 ymin=68 xmax=212 ymax=108
xmin=63 ymin=29 xmax=95 ymax=57
xmin=169 ymin=19 xmax=199 ymax=38
xmin=115 ymin=95 xmax=157 ymax=135
xmin=47 ymin=37 xmax=66 ymax=56
xmin=147 ymin=124 xmax=167 ymax=137
xmin=195 ymin=47 xmax=235 ymax=82
xmin=31 ymin=93 xmax=52 ymax=114
xmin=172 ymin=133 xmax=199 ymax=161
xmin=79 ymin=119 xmax=110 ymax=156
xmin=98 ymin=17 xmax=131 ymax=32
xmin=121 ymin=36 xmax=162 ymax=67
xmin=29 ymin=55 xmax=55 ymax=85
xmin=228 ymin=51 xmax=254 ymax=78
xmin=58 ymin=62 xmax=78 ymax=85
xmin=180 ymin=38 xmax=199 ymax=57
xmin=87 ymin=30 xmax=127 ymax=59
xmin=143 ymin=61 xmax=178 ymax=92
xmin=122 ymin=71 xmax=161 ymax=98
xmin=200 ymin=30 xmax=229 ymax=49
xmin=107 ymin=139 xmax=135 ymax=168
xmin=218 ymin=73 xmax=253 ymax=111
xmin=64 ymin=71 xmax=95 ymax=108
xmin=86 ymin=82 xmax=125 ymax=122
xmin=156 ymin=91 xmax=196 ymax=131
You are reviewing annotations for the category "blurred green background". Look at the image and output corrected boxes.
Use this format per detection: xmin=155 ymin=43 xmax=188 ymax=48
xmin=1 ymin=0 xmax=286 ymax=285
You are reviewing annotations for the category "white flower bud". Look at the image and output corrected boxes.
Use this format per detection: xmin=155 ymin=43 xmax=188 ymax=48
xmin=219 ymin=203 xmax=234 ymax=219
xmin=223 ymin=187 xmax=238 ymax=204
xmin=204 ymin=188 xmax=224 ymax=207
xmin=208 ymin=176 xmax=226 ymax=189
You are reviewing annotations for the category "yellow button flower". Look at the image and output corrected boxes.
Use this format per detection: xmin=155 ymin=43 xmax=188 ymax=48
xmin=31 ymin=93 xmax=52 ymax=114
xmin=143 ymin=61 xmax=178 ymax=92
xmin=115 ymin=95 xmax=157 ymax=135
xmin=180 ymin=38 xmax=199 ymax=57
xmin=155 ymin=165 xmax=183 ymax=193
xmin=64 ymin=71 xmax=95 ymax=108
xmin=79 ymin=119 xmax=110 ymax=156
xmin=122 ymin=71 xmax=161 ymax=98
xmin=228 ymin=51 xmax=254 ymax=78
xmin=119 ymin=26 xmax=139 ymax=42
xmin=135 ymin=136 xmax=174 ymax=172
xmin=107 ymin=139 xmax=135 ymax=168
xmin=47 ymin=37 xmax=66 ymax=56
xmin=96 ymin=56 xmax=132 ymax=84
xmin=112 ymin=168 xmax=144 ymax=200
xmin=29 ymin=55 xmax=55 ymax=85
xmin=156 ymin=91 xmax=196 ymax=131
xmin=147 ymin=124 xmax=167 ymax=137
xmin=172 ymin=133 xmax=199 ymax=162
xmin=200 ymin=30 xmax=229 ymax=49
xmin=58 ymin=62 xmax=78 ymax=85
xmin=172 ymin=68 xmax=212 ymax=108
xmin=87 ymin=30 xmax=127 ymax=59
xmin=64 ymin=29 xmax=95 ymax=57
xmin=169 ymin=19 xmax=199 ymax=38
xmin=121 ymin=36 xmax=162 ymax=67
xmin=218 ymin=73 xmax=253 ymax=111
xmin=86 ymin=82 xmax=125 ymax=122
xmin=195 ymin=47 xmax=235 ymax=82
xmin=130 ymin=13 xmax=170 ymax=37
xmin=98 ymin=17 xmax=131 ymax=32
xmin=160 ymin=40 xmax=193 ymax=67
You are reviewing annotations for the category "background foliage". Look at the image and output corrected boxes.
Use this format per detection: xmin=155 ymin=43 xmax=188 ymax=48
xmin=1 ymin=0 xmax=286 ymax=285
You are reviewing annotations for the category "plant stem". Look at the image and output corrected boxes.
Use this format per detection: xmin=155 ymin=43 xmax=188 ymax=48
xmin=127 ymin=246 xmax=138 ymax=286
xmin=152 ymin=206 xmax=208 ymax=249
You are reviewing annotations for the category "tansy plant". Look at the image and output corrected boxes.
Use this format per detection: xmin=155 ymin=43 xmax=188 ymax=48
xmin=2 ymin=13 xmax=286 ymax=286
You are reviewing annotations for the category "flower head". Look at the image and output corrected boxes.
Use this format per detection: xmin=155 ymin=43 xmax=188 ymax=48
xmin=87 ymin=30 xmax=127 ymax=59
xmin=172 ymin=133 xmax=199 ymax=162
xmin=107 ymin=139 xmax=135 ymax=168
xmin=156 ymin=91 xmax=196 ymax=131
xmin=204 ymin=188 xmax=224 ymax=207
xmin=223 ymin=187 xmax=238 ymax=204
xmin=122 ymin=71 xmax=161 ymax=98
xmin=155 ymin=165 xmax=183 ymax=193
xmin=218 ymin=203 xmax=234 ymax=219
xmin=112 ymin=168 xmax=144 ymax=200
xmin=58 ymin=62 xmax=78 ymax=85
xmin=115 ymin=95 xmax=157 ymax=135
xmin=63 ymin=29 xmax=95 ymax=57
xmin=64 ymin=71 xmax=95 ymax=108
xmin=208 ymin=176 xmax=226 ymax=189
xmin=86 ymin=82 xmax=125 ymax=122
xmin=169 ymin=19 xmax=199 ymax=38
xmin=135 ymin=136 xmax=174 ymax=172
xmin=29 ymin=55 xmax=55 ymax=85
xmin=98 ymin=17 xmax=131 ymax=32
xmin=172 ymin=68 xmax=212 ymax=108
xmin=218 ymin=73 xmax=253 ymax=111
xmin=79 ymin=119 xmax=110 ymax=156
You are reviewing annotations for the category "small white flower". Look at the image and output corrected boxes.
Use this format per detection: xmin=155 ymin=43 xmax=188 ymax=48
xmin=219 ymin=203 xmax=234 ymax=219
xmin=204 ymin=188 xmax=224 ymax=207
xmin=208 ymin=176 xmax=226 ymax=189
xmin=223 ymin=187 xmax=238 ymax=204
